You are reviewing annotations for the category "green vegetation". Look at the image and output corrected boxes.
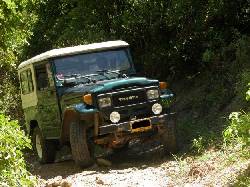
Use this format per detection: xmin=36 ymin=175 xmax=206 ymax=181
xmin=0 ymin=0 xmax=36 ymax=119
xmin=1 ymin=0 xmax=249 ymax=117
xmin=0 ymin=0 xmax=249 ymax=185
xmin=221 ymin=86 xmax=250 ymax=185
xmin=234 ymin=171 xmax=250 ymax=187
xmin=0 ymin=114 xmax=36 ymax=186
xmin=224 ymin=112 xmax=250 ymax=152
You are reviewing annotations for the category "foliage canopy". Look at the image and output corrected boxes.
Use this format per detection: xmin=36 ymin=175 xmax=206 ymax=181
xmin=0 ymin=0 xmax=249 ymax=185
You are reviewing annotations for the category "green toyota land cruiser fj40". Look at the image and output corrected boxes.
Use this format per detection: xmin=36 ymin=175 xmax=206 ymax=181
xmin=18 ymin=41 xmax=177 ymax=167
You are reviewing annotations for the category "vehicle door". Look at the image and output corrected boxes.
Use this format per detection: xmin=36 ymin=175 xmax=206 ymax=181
xmin=35 ymin=62 xmax=61 ymax=139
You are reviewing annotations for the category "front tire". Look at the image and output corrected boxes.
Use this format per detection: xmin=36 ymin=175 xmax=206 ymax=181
xmin=32 ymin=127 xmax=57 ymax=163
xmin=70 ymin=121 xmax=94 ymax=168
xmin=113 ymin=142 xmax=129 ymax=153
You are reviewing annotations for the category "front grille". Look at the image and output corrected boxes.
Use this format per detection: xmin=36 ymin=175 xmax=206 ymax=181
xmin=100 ymin=104 xmax=152 ymax=125
xmin=118 ymin=106 xmax=151 ymax=122
xmin=112 ymin=88 xmax=147 ymax=107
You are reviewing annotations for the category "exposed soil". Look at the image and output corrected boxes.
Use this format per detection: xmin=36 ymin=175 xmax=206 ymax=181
xmin=29 ymin=141 xmax=172 ymax=186
xmin=28 ymin=140 xmax=250 ymax=187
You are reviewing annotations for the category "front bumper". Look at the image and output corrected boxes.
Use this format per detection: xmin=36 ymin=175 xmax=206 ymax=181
xmin=98 ymin=112 xmax=176 ymax=135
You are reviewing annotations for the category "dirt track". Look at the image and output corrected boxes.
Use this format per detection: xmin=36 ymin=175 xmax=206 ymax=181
xmin=30 ymin=141 xmax=174 ymax=187
xmin=28 ymin=140 xmax=250 ymax=187
xmin=35 ymin=159 xmax=171 ymax=187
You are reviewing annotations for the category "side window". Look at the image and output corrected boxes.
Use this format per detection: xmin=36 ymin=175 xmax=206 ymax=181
xmin=46 ymin=63 xmax=55 ymax=87
xmin=20 ymin=69 xmax=34 ymax=95
xmin=35 ymin=64 xmax=48 ymax=90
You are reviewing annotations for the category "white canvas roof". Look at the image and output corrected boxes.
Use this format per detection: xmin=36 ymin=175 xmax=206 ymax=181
xmin=18 ymin=40 xmax=129 ymax=69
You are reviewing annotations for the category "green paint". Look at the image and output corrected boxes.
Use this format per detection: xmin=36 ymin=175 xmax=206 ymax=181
xmin=92 ymin=77 xmax=158 ymax=93
xmin=160 ymin=89 xmax=175 ymax=108
xmin=19 ymin=45 xmax=175 ymax=142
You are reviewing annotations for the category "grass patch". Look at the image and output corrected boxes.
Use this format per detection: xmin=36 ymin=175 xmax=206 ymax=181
xmin=233 ymin=170 xmax=250 ymax=187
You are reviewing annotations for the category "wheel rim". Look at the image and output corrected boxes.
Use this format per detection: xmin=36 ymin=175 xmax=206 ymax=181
xmin=36 ymin=134 xmax=43 ymax=159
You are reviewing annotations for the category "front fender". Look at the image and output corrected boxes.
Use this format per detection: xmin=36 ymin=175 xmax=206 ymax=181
xmin=160 ymin=89 xmax=175 ymax=108
xmin=73 ymin=103 xmax=98 ymax=114
xmin=60 ymin=103 xmax=98 ymax=143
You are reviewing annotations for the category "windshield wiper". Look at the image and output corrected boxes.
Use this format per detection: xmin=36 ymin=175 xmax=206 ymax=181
xmin=96 ymin=70 xmax=127 ymax=78
xmin=65 ymin=74 xmax=91 ymax=82
xmin=62 ymin=74 xmax=94 ymax=86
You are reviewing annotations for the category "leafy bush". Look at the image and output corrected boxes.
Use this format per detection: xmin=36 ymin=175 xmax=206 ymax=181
xmin=0 ymin=77 xmax=22 ymax=120
xmin=246 ymin=83 xmax=250 ymax=101
xmin=222 ymin=81 xmax=250 ymax=161
xmin=235 ymin=71 xmax=250 ymax=102
xmin=192 ymin=136 xmax=205 ymax=154
xmin=223 ymin=112 xmax=250 ymax=148
xmin=0 ymin=114 xmax=35 ymax=186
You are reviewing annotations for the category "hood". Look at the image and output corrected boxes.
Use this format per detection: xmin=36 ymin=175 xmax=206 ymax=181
xmin=62 ymin=77 xmax=159 ymax=95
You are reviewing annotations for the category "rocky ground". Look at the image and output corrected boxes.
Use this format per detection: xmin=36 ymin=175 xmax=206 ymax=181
xmin=28 ymin=140 xmax=250 ymax=187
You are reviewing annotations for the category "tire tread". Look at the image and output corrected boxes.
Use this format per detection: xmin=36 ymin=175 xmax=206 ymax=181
xmin=70 ymin=121 xmax=93 ymax=167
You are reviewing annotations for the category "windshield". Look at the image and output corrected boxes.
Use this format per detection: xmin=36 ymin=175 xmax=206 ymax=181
xmin=53 ymin=48 xmax=133 ymax=81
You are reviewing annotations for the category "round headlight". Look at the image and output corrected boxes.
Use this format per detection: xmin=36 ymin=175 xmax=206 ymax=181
xmin=152 ymin=103 xmax=162 ymax=115
xmin=110 ymin=111 xmax=120 ymax=123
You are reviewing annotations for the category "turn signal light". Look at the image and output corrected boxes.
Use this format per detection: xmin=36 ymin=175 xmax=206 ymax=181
xmin=159 ymin=82 xmax=168 ymax=89
xmin=83 ymin=94 xmax=92 ymax=105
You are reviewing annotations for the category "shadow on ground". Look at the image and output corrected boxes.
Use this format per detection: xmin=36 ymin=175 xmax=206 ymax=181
xmin=27 ymin=140 xmax=176 ymax=180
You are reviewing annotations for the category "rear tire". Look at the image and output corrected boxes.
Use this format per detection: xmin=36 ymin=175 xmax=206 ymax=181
xmin=32 ymin=127 xmax=57 ymax=163
xmin=70 ymin=121 xmax=94 ymax=168
xmin=160 ymin=119 xmax=178 ymax=154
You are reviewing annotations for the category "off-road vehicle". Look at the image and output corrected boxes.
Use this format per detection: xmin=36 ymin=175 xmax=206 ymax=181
xmin=18 ymin=41 xmax=177 ymax=167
